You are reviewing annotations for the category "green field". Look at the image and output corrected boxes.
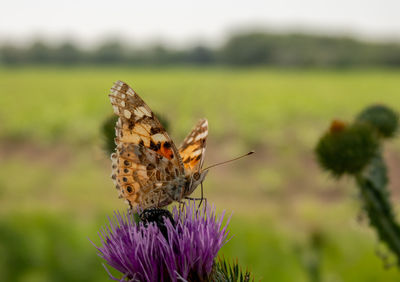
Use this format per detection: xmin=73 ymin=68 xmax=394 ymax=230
xmin=1 ymin=67 xmax=400 ymax=281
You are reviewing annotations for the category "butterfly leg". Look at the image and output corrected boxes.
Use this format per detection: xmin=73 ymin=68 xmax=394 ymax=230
xmin=199 ymin=182 xmax=206 ymax=209
xmin=184 ymin=182 xmax=207 ymax=210
xmin=185 ymin=196 xmax=207 ymax=208
xmin=180 ymin=199 xmax=186 ymax=215
xmin=177 ymin=200 xmax=186 ymax=217
xmin=156 ymin=190 xmax=163 ymax=208
xmin=126 ymin=199 xmax=134 ymax=215
xmin=162 ymin=189 xmax=185 ymax=216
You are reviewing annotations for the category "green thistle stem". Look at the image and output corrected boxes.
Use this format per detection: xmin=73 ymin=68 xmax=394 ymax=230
xmin=355 ymin=164 xmax=400 ymax=266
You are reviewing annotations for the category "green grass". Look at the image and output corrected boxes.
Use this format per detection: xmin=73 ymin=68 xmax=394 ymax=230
xmin=1 ymin=67 xmax=400 ymax=145
xmin=1 ymin=66 xmax=400 ymax=281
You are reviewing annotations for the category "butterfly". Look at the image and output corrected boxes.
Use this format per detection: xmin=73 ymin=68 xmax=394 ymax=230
xmin=109 ymin=80 xmax=209 ymax=209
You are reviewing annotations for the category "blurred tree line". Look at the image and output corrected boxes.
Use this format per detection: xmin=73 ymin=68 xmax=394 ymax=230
xmin=1 ymin=32 xmax=400 ymax=67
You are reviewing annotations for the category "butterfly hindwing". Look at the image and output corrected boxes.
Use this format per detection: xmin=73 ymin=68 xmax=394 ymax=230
xmin=179 ymin=119 xmax=208 ymax=172
xmin=111 ymin=143 xmax=185 ymax=209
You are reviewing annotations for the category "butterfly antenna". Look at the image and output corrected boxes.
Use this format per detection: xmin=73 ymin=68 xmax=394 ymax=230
xmin=202 ymin=151 xmax=255 ymax=171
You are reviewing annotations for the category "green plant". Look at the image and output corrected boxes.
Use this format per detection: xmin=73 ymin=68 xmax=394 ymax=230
xmin=212 ymin=257 xmax=254 ymax=282
xmin=315 ymin=104 xmax=400 ymax=267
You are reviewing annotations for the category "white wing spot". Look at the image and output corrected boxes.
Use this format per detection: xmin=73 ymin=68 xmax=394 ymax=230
xmin=152 ymin=133 xmax=167 ymax=142
xmin=113 ymin=106 xmax=120 ymax=114
xmin=124 ymin=109 xmax=132 ymax=119
xmin=138 ymin=106 xmax=152 ymax=117
xmin=192 ymin=149 xmax=202 ymax=156
xmin=114 ymin=83 xmax=122 ymax=91
xmin=120 ymin=101 xmax=126 ymax=107
xmin=195 ymin=131 xmax=208 ymax=141
xmin=133 ymin=108 xmax=145 ymax=118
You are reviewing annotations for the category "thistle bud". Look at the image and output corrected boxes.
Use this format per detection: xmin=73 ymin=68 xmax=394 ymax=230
xmin=356 ymin=105 xmax=399 ymax=138
xmin=315 ymin=122 xmax=379 ymax=176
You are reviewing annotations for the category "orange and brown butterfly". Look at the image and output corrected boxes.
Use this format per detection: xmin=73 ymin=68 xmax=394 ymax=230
xmin=108 ymin=80 xmax=209 ymax=209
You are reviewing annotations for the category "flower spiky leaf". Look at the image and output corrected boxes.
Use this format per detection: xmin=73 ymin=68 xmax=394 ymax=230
xmin=211 ymin=257 xmax=254 ymax=282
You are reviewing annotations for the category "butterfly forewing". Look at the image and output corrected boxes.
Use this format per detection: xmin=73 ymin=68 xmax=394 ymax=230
xmin=109 ymin=80 xmax=183 ymax=170
xmin=179 ymin=119 xmax=208 ymax=172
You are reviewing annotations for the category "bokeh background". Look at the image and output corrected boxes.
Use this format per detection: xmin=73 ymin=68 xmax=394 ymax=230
xmin=1 ymin=1 xmax=400 ymax=281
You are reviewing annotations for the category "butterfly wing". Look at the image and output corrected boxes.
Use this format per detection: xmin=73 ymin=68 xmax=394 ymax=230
xmin=111 ymin=143 xmax=183 ymax=208
xmin=109 ymin=80 xmax=185 ymax=208
xmin=109 ymin=80 xmax=184 ymax=170
xmin=179 ymin=119 xmax=208 ymax=172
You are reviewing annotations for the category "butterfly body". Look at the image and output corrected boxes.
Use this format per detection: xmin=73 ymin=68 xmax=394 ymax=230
xmin=109 ymin=81 xmax=208 ymax=209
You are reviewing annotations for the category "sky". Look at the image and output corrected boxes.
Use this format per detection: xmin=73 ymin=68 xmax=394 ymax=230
xmin=1 ymin=0 xmax=400 ymax=47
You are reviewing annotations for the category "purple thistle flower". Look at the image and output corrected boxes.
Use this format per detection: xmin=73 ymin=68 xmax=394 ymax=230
xmin=93 ymin=201 xmax=231 ymax=282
